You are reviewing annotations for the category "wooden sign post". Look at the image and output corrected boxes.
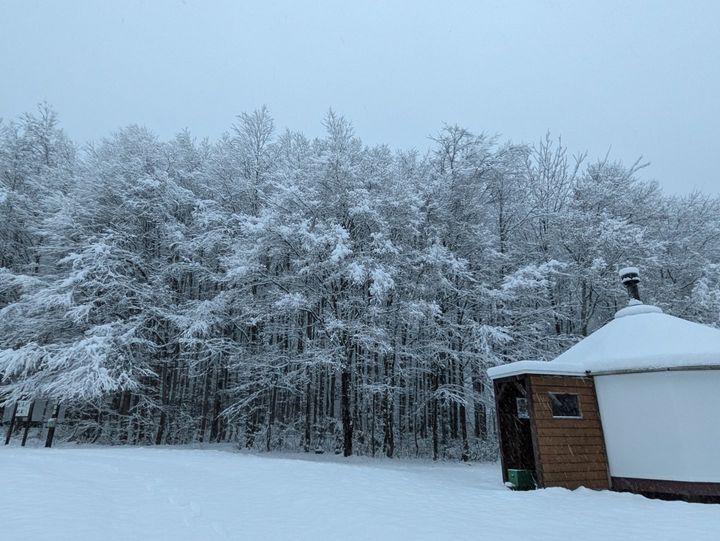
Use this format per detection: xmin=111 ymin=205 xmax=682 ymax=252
xmin=20 ymin=401 xmax=34 ymax=447
xmin=4 ymin=402 xmax=18 ymax=445
xmin=45 ymin=403 xmax=62 ymax=448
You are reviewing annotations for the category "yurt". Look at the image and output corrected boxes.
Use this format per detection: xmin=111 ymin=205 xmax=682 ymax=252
xmin=487 ymin=268 xmax=720 ymax=502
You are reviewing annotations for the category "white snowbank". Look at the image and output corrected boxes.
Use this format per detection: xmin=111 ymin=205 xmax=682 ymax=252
xmin=0 ymin=447 xmax=718 ymax=541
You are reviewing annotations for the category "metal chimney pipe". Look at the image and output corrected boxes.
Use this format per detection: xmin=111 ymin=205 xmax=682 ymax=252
xmin=618 ymin=266 xmax=641 ymax=302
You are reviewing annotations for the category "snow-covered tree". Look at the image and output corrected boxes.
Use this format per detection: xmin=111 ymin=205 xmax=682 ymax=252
xmin=1 ymin=104 xmax=718 ymax=459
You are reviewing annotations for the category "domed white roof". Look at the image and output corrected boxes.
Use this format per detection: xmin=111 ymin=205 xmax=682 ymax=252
xmin=488 ymin=304 xmax=720 ymax=379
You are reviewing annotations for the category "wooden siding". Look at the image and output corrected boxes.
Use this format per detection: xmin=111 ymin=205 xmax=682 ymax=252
xmin=528 ymin=375 xmax=610 ymax=490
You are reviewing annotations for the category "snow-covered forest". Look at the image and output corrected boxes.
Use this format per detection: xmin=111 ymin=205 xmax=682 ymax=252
xmin=1 ymin=104 xmax=719 ymax=459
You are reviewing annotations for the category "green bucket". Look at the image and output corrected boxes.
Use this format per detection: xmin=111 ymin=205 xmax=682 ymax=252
xmin=507 ymin=469 xmax=536 ymax=490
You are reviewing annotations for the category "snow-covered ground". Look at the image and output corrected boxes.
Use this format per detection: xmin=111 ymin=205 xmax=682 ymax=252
xmin=1 ymin=447 xmax=718 ymax=540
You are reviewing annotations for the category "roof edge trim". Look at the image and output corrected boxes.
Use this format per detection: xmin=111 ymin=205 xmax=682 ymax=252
xmin=589 ymin=364 xmax=720 ymax=376
xmin=487 ymin=360 xmax=585 ymax=380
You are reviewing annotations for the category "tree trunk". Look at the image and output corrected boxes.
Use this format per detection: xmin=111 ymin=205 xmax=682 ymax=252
xmin=431 ymin=369 xmax=439 ymax=461
xmin=266 ymin=384 xmax=277 ymax=452
xmin=341 ymin=364 xmax=353 ymax=457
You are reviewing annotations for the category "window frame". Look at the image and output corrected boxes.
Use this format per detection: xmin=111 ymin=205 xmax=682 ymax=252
xmin=548 ymin=392 xmax=582 ymax=419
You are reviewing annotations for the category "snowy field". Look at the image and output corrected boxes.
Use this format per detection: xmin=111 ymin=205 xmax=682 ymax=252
xmin=1 ymin=447 xmax=718 ymax=541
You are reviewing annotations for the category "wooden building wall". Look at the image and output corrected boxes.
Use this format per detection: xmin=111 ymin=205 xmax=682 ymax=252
xmin=528 ymin=375 xmax=610 ymax=490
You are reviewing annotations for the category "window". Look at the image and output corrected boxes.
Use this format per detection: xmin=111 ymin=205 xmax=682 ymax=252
xmin=516 ymin=398 xmax=529 ymax=419
xmin=549 ymin=393 xmax=581 ymax=418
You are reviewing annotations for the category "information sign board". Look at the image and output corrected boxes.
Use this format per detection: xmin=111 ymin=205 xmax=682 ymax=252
xmin=15 ymin=400 xmax=31 ymax=418
xmin=31 ymin=400 xmax=47 ymax=422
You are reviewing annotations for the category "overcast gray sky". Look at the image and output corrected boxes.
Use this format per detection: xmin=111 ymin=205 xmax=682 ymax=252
xmin=1 ymin=0 xmax=718 ymax=193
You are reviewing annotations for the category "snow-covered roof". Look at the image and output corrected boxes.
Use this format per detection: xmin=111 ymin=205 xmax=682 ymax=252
xmin=488 ymin=304 xmax=720 ymax=379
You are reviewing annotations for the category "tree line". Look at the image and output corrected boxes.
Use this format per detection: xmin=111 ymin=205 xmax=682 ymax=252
xmin=1 ymin=104 xmax=719 ymax=459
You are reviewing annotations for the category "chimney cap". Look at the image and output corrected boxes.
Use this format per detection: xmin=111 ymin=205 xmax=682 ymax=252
xmin=619 ymin=266 xmax=641 ymax=302
xmin=618 ymin=267 xmax=640 ymax=285
xmin=618 ymin=266 xmax=639 ymax=278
